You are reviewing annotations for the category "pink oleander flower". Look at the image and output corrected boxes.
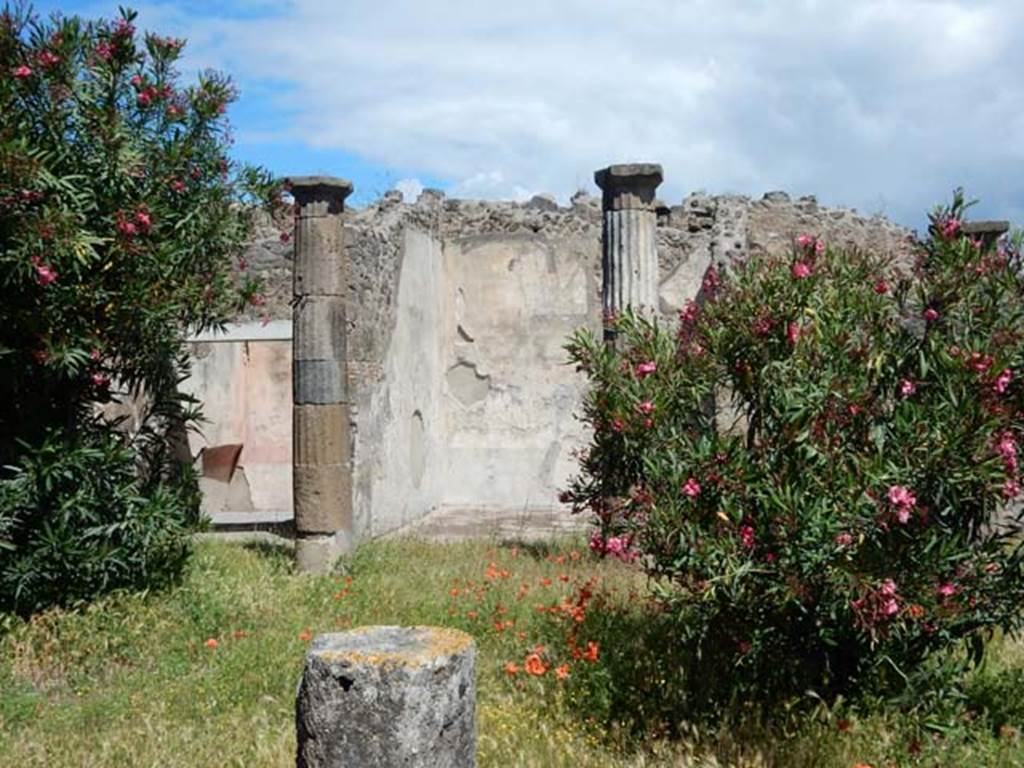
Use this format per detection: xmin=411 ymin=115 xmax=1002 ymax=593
xmin=796 ymin=233 xmax=814 ymax=248
xmin=37 ymin=51 xmax=60 ymax=67
xmin=887 ymin=485 xmax=916 ymax=523
xmin=998 ymin=433 xmax=1018 ymax=473
xmin=681 ymin=477 xmax=701 ymax=498
xmin=113 ymin=19 xmax=135 ymax=38
xmin=679 ymin=300 xmax=699 ymax=325
xmin=923 ymin=308 xmax=939 ymax=322
xmin=30 ymin=255 xmax=57 ymax=286
xmin=90 ymin=372 xmax=109 ymax=388
xmin=887 ymin=485 xmax=916 ymax=508
xmin=940 ymin=218 xmax=961 ymax=240
xmin=35 ymin=263 xmax=57 ymax=286
xmin=882 ymin=598 xmax=900 ymax=617
xmin=280 ymin=231 xmax=291 ymax=244
xmin=701 ymin=266 xmax=721 ymax=294
xmin=137 ymin=90 xmax=152 ymax=106
xmin=936 ymin=583 xmax=956 ymax=598
xmin=791 ymin=261 xmax=812 ymax=279
xmin=117 ymin=219 xmax=136 ymax=237
xmin=879 ymin=579 xmax=898 ymax=598
xmin=95 ymin=41 xmax=114 ymax=60
xmin=786 ymin=322 xmax=801 ymax=345
xmin=968 ymin=351 xmax=994 ymax=374
xmin=588 ymin=531 xmax=606 ymax=554
xmin=1003 ymin=479 xmax=1020 ymax=500
xmin=899 ymin=379 xmax=917 ymax=397
xmin=637 ymin=400 xmax=655 ymax=415
xmin=635 ymin=360 xmax=657 ymax=378
xmin=874 ymin=279 xmax=888 ymax=294
xmin=835 ymin=532 xmax=854 ymax=547
xmin=11 ymin=65 xmax=32 ymax=78
xmin=994 ymin=368 xmax=1013 ymax=395
xmin=135 ymin=209 xmax=151 ymax=230
xmin=130 ymin=74 xmax=143 ymax=87
xmin=604 ymin=536 xmax=636 ymax=562
xmin=170 ymin=180 xmax=186 ymax=193
xmin=739 ymin=524 xmax=755 ymax=549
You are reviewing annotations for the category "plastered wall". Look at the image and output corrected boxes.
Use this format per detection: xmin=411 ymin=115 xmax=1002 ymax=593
xmin=186 ymin=186 xmax=914 ymax=540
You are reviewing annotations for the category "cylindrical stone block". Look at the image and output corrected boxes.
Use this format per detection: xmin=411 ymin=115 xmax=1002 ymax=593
xmin=294 ymin=216 xmax=346 ymax=296
xmin=294 ymin=404 xmax=351 ymax=466
xmin=294 ymin=464 xmax=352 ymax=534
xmin=294 ymin=297 xmax=348 ymax=361
xmin=296 ymin=626 xmax=476 ymax=768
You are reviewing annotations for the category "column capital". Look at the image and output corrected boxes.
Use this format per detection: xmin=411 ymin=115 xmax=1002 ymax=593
xmin=289 ymin=176 xmax=354 ymax=214
xmin=594 ymin=163 xmax=663 ymax=211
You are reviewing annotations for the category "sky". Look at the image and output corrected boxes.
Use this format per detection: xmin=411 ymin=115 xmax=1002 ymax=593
xmin=27 ymin=0 xmax=1024 ymax=229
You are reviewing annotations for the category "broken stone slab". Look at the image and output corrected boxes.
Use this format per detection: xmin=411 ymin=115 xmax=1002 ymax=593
xmin=296 ymin=626 xmax=476 ymax=768
xmin=526 ymin=193 xmax=559 ymax=212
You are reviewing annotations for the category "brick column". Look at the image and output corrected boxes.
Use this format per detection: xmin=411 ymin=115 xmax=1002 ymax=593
xmin=594 ymin=163 xmax=663 ymax=342
xmin=290 ymin=176 xmax=353 ymax=573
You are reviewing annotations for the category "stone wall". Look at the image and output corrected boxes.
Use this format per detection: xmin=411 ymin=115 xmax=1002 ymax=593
xmin=192 ymin=184 xmax=913 ymax=537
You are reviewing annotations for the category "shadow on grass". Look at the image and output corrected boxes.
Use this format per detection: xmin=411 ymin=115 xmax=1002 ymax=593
xmin=240 ymin=539 xmax=295 ymax=569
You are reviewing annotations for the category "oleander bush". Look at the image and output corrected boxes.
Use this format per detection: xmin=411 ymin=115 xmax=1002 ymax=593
xmin=564 ymin=192 xmax=1024 ymax=711
xmin=0 ymin=5 xmax=279 ymax=614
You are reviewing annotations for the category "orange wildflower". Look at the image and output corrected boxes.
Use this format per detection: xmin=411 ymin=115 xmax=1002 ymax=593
xmin=583 ymin=641 xmax=599 ymax=663
xmin=539 ymin=577 xmax=553 ymax=587
xmin=524 ymin=652 xmax=547 ymax=676
xmin=204 ymin=637 xmax=219 ymax=649
xmin=232 ymin=630 xmax=248 ymax=639
xmin=504 ymin=662 xmax=520 ymax=676
xmin=466 ymin=610 xmax=478 ymax=619
xmin=554 ymin=664 xmax=570 ymax=680
xmin=449 ymin=587 xmax=460 ymax=597
xmin=299 ymin=628 xmax=313 ymax=642
xmin=558 ymin=573 xmax=569 ymax=582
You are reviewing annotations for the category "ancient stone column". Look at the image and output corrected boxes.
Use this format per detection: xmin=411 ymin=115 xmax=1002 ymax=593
xmin=594 ymin=163 xmax=664 ymax=340
xmin=962 ymin=220 xmax=1010 ymax=251
xmin=296 ymin=626 xmax=477 ymax=767
xmin=290 ymin=176 xmax=354 ymax=573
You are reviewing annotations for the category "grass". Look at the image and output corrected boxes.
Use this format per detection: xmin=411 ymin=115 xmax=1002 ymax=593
xmin=1 ymin=536 xmax=1023 ymax=767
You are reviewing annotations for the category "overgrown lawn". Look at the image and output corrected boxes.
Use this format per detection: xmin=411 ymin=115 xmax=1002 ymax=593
xmin=1 ymin=538 xmax=1021 ymax=766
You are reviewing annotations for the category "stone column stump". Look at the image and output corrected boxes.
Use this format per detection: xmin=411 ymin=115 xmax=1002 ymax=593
xmin=296 ymin=626 xmax=476 ymax=768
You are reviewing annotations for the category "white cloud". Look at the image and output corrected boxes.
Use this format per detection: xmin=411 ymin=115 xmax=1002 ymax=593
xmin=394 ymin=177 xmax=424 ymax=201
xmin=132 ymin=0 xmax=1024 ymax=226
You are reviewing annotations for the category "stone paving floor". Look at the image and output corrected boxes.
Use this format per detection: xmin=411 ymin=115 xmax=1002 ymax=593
xmin=205 ymin=506 xmax=586 ymax=544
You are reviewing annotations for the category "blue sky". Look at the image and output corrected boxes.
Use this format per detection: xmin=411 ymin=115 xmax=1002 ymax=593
xmin=27 ymin=1 xmax=1024 ymax=228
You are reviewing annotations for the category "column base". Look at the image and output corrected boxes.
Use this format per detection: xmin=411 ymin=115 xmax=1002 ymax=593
xmin=295 ymin=532 xmax=352 ymax=574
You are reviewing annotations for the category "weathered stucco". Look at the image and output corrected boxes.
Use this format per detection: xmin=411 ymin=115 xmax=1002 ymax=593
xmin=186 ymin=181 xmax=914 ymax=540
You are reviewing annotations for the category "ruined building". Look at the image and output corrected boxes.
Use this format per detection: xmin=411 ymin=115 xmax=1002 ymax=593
xmin=182 ymin=165 xmax=913 ymax=567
